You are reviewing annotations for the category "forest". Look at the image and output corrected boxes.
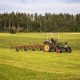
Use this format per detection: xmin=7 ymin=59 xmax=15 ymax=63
xmin=0 ymin=12 xmax=80 ymax=32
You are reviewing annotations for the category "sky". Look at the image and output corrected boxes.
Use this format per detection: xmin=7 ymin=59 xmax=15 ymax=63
xmin=0 ymin=0 xmax=80 ymax=14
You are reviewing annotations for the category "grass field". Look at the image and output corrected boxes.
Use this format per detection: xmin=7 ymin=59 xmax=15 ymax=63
xmin=0 ymin=33 xmax=80 ymax=80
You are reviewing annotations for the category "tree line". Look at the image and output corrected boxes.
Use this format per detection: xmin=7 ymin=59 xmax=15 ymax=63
xmin=0 ymin=12 xmax=80 ymax=32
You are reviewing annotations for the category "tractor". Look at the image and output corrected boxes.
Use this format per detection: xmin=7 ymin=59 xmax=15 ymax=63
xmin=43 ymin=38 xmax=72 ymax=53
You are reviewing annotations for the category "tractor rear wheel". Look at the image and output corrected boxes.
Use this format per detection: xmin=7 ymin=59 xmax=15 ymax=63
xmin=44 ymin=44 xmax=51 ymax=52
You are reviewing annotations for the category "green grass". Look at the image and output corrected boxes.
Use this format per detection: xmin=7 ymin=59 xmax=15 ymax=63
xmin=0 ymin=33 xmax=80 ymax=80
xmin=0 ymin=33 xmax=80 ymax=50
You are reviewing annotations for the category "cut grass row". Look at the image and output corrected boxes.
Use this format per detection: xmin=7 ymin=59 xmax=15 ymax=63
xmin=0 ymin=64 xmax=80 ymax=80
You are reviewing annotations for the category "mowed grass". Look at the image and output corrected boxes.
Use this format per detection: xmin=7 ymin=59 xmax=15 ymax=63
xmin=0 ymin=33 xmax=80 ymax=50
xmin=0 ymin=33 xmax=80 ymax=80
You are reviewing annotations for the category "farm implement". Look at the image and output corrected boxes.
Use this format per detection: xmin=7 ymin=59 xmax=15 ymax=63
xmin=12 ymin=45 xmax=44 ymax=52
xmin=12 ymin=38 xmax=72 ymax=53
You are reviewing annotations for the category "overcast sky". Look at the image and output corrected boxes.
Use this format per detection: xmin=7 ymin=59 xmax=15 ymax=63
xmin=0 ymin=0 xmax=80 ymax=14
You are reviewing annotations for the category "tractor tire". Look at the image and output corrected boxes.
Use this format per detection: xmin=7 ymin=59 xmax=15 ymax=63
xmin=67 ymin=47 xmax=72 ymax=53
xmin=44 ymin=44 xmax=51 ymax=52
xmin=56 ymin=47 xmax=62 ymax=53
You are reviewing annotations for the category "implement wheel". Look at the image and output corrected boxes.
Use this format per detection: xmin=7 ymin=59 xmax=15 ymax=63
xmin=44 ymin=44 xmax=51 ymax=52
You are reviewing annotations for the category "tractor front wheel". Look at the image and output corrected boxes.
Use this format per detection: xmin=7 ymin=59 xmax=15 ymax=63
xmin=56 ymin=47 xmax=62 ymax=53
xmin=66 ymin=47 xmax=72 ymax=53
